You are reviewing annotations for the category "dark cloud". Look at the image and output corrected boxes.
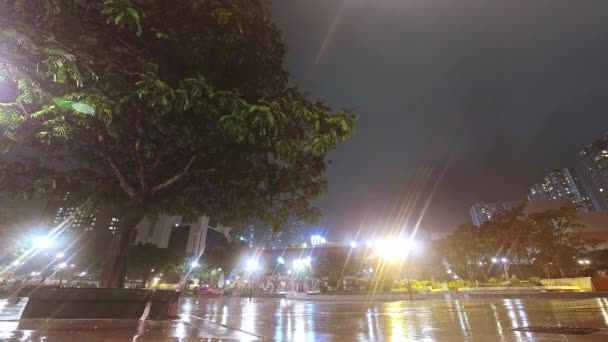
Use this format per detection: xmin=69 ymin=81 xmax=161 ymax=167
xmin=272 ymin=0 xmax=608 ymax=239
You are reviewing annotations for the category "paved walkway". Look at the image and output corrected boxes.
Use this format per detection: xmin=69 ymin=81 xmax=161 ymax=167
xmin=3 ymin=296 xmax=608 ymax=340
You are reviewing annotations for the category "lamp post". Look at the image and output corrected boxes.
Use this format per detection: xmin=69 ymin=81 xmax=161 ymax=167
xmin=57 ymin=263 xmax=67 ymax=287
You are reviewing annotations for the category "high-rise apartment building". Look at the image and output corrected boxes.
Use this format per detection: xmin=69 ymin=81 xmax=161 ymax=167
xmin=527 ymin=168 xmax=595 ymax=212
xmin=579 ymin=132 xmax=608 ymax=210
xmin=470 ymin=201 xmax=522 ymax=227
xmin=48 ymin=192 xmax=118 ymax=233
xmin=266 ymin=220 xmax=307 ymax=249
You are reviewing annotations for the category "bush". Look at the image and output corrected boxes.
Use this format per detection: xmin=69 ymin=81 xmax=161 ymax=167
xmin=509 ymin=277 xmax=521 ymax=286
xmin=488 ymin=277 xmax=498 ymax=285
xmin=447 ymin=279 xmax=470 ymax=290
xmin=528 ymin=277 xmax=542 ymax=285
xmin=431 ymin=281 xmax=443 ymax=289
xmin=327 ymin=275 xmax=338 ymax=288
xmin=382 ymin=275 xmax=395 ymax=292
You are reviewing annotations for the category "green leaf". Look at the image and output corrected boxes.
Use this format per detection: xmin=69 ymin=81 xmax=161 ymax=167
xmin=53 ymin=97 xmax=73 ymax=110
xmin=71 ymin=102 xmax=95 ymax=114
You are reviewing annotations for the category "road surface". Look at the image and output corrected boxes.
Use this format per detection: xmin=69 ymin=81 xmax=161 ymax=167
xmin=1 ymin=296 xmax=608 ymax=340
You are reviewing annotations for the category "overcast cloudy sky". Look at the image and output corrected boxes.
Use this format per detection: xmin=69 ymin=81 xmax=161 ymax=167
xmin=271 ymin=0 xmax=608 ymax=239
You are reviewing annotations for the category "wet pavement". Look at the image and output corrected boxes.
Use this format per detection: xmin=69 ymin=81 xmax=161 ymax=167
xmin=2 ymin=296 xmax=608 ymax=341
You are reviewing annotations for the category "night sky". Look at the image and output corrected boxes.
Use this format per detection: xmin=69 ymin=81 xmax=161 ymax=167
xmin=271 ymin=0 xmax=608 ymax=240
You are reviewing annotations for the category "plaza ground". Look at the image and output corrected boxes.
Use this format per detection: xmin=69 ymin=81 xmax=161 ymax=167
xmin=2 ymin=296 xmax=608 ymax=341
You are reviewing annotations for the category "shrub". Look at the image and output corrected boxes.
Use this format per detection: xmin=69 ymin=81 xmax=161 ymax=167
xmin=447 ymin=279 xmax=470 ymax=290
xmin=509 ymin=277 xmax=521 ymax=286
xmin=431 ymin=281 xmax=443 ymax=289
xmin=528 ymin=277 xmax=542 ymax=285
xmin=488 ymin=277 xmax=498 ymax=285
xmin=382 ymin=274 xmax=395 ymax=292
xmin=327 ymin=275 xmax=338 ymax=288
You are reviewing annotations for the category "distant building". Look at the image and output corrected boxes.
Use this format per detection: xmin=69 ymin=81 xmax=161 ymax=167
xmin=470 ymin=201 xmax=522 ymax=227
xmin=579 ymin=132 xmax=608 ymax=210
xmin=243 ymin=225 xmax=257 ymax=247
xmin=266 ymin=220 xmax=307 ymax=249
xmin=132 ymin=215 xmax=234 ymax=260
xmin=47 ymin=192 xmax=119 ymax=234
xmin=527 ymin=168 xmax=595 ymax=212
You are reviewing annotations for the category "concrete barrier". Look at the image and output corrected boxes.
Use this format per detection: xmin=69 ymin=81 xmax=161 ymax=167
xmin=20 ymin=288 xmax=181 ymax=320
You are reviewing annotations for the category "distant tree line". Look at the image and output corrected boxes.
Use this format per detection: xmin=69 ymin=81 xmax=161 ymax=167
xmin=437 ymin=204 xmax=598 ymax=280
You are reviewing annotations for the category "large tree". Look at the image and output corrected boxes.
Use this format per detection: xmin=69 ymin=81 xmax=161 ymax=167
xmin=0 ymin=0 xmax=355 ymax=287
xmin=528 ymin=205 xmax=594 ymax=278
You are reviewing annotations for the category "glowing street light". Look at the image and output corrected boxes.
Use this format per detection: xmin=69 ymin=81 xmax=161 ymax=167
xmin=190 ymin=261 xmax=200 ymax=268
xmin=246 ymin=258 xmax=259 ymax=272
xmin=311 ymin=235 xmax=326 ymax=246
xmin=34 ymin=236 xmax=53 ymax=249
xmin=55 ymin=252 xmax=64 ymax=259
xmin=371 ymin=239 xmax=420 ymax=261
xmin=58 ymin=263 xmax=67 ymax=269
xmin=277 ymin=257 xmax=285 ymax=265
xmin=349 ymin=241 xmax=357 ymax=249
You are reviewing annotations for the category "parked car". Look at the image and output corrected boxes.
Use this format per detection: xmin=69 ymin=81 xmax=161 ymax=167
xmin=196 ymin=285 xmax=223 ymax=295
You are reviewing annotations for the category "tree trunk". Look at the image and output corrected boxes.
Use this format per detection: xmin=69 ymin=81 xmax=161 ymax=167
xmin=558 ymin=265 xmax=566 ymax=279
xmin=99 ymin=213 xmax=143 ymax=288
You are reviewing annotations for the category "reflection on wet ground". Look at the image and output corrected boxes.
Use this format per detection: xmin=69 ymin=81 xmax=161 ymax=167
xmin=1 ymin=296 xmax=608 ymax=341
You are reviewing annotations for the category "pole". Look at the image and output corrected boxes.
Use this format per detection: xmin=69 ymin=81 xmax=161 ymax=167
xmin=58 ymin=270 xmax=64 ymax=287
xmin=406 ymin=266 xmax=412 ymax=301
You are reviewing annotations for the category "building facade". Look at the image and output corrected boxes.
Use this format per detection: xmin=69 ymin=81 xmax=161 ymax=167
xmin=579 ymin=132 xmax=608 ymax=211
xmin=132 ymin=215 xmax=233 ymax=260
xmin=527 ymin=168 xmax=595 ymax=212
xmin=470 ymin=201 xmax=522 ymax=227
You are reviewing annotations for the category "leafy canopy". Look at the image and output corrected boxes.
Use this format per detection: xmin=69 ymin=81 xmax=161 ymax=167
xmin=0 ymin=0 xmax=356 ymax=229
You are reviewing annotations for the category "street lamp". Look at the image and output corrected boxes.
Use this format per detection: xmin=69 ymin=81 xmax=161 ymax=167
xmin=190 ymin=261 xmax=200 ymax=269
xmin=34 ymin=236 xmax=53 ymax=250
xmin=55 ymin=252 xmax=64 ymax=259
xmin=350 ymin=241 xmax=357 ymax=249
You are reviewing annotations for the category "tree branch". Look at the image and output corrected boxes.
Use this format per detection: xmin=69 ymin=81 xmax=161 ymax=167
xmin=107 ymin=156 xmax=137 ymax=199
xmin=191 ymin=168 xmax=216 ymax=174
xmin=150 ymin=128 xmax=176 ymax=171
xmin=134 ymin=110 xmax=146 ymax=191
xmin=152 ymin=155 xmax=196 ymax=193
